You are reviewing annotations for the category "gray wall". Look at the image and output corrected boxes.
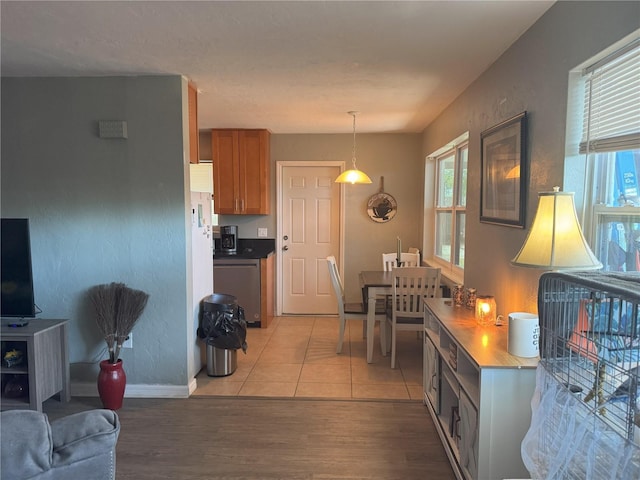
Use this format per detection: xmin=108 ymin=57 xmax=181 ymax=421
xmin=422 ymin=1 xmax=640 ymax=315
xmin=1 ymin=76 xmax=195 ymax=388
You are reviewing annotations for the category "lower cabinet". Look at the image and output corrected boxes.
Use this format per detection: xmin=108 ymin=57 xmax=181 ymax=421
xmin=1 ymin=319 xmax=70 ymax=412
xmin=213 ymin=254 xmax=274 ymax=329
xmin=423 ymin=299 xmax=537 ymax=480
xmin=459 ymin=390 xmax=478 ymax=480
xmin=423 ymin=335 xmax=439 ymax=413
xmin=259 ymin=254 xmax=274 ymax=329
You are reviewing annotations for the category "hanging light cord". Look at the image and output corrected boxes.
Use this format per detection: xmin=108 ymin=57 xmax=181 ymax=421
xmin=334 ymin=110 xmax=371 ymax=184
xmin=351 ymin=112 xmax=358 ymax=169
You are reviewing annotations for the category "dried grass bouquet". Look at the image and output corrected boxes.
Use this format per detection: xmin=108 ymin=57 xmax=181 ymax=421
xmin=89 ymin=282 xmax=149 ymax=364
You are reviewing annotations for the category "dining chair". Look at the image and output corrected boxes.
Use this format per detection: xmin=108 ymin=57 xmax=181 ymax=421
xmin=386 ymin=266 xmax=441 ymax=368
xmin=326 ymin=256 xmax=387 ymax=354
xmin=382 ymin=252 xmax=420 ymax=271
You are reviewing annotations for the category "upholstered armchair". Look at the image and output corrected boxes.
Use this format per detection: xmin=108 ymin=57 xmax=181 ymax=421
xmin=1 ymin=409 xmax=120 ymax=480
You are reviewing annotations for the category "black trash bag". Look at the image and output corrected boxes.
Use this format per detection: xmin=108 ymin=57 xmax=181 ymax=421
xmin=198 ymin=305 xmax=247 ymax=353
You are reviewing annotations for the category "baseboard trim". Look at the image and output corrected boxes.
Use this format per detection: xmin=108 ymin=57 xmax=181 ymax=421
xmin=71 ymin=381 xmax=194 ymax=398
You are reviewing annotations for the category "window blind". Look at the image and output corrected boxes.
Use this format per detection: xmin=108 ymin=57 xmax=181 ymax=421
xmin=580 ymin=38 xmax=640 ymax=154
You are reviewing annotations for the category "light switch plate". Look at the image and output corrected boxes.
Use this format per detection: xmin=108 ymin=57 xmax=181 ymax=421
xmin=258 ymin=228 xmax=268 ymax=237
xmin=99 ymin=120 xmax=128 ymax=139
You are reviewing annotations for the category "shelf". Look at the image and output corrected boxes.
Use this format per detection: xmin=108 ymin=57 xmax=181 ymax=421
xmin=456 ymin=350 xmax=480 ymax=407
xmin=0 ymin=395 xmax=30 ymax=408
xmin=1 ymin=366 xmax=28 ymax=375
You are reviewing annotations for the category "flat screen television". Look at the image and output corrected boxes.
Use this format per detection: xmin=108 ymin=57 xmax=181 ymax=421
xmin=1 ymin=218 xmax=36 ymax=320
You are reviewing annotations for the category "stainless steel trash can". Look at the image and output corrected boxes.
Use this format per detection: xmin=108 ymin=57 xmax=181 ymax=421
xmin=206 ymin=344 xmax=237 ymax=376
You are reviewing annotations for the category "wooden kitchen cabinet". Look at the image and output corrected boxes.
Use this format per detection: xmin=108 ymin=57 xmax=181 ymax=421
xmin=188 ymin=83 xmax=199 ymax=164
xmin=211 ymin=129 xmax=270 ymax=214
xmin=260 ymin=254 xmax=274 ymax=329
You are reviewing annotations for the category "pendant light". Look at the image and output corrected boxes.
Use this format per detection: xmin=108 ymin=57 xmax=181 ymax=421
xmin=335 ymin=111 xmax=372 ymax=184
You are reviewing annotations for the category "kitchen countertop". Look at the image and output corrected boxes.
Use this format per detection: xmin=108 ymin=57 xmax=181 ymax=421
xmin=213 ymin=238 xmax=275 ymax=260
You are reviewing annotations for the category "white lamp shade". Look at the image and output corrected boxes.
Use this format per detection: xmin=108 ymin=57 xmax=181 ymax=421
xmin=511 ymin=189 xmax=602 ymax=270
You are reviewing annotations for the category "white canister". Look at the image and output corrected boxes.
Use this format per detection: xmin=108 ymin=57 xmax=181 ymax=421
xmin=508 ymin=312 xmax=540 ymax=358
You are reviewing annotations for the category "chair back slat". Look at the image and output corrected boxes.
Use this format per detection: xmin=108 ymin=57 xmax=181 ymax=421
xmin=392 ymin=266 xmax=441 ymax=319
xmin=382 ymin=252 xmax=420 ymax=271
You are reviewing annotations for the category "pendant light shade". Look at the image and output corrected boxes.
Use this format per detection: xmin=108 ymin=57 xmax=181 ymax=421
xmin=511 ymin=187 xmax=602 ymax=270
xmin=335 ymin=111 xmax=372 ymax=184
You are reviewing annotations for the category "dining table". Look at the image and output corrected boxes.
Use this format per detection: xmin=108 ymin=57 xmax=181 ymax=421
xmin=359 ymin=270 xmax=394 ymax=363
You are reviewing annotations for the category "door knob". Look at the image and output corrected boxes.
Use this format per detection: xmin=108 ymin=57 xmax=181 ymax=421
xmin=282 ymin=245 xmax=289 ymax=251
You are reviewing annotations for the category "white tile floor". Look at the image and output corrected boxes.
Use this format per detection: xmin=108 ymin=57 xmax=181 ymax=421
xmin=194 ymin=315 xmax=424 ymax=401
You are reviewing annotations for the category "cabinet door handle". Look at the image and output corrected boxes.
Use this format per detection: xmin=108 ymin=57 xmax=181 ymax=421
xmin=240 ymin=199 xmax=245 ymax=212
xmin=431 ymin=373 xmax=438 ymax=391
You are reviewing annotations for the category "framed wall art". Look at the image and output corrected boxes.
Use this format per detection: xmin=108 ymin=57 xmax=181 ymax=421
xmin=480 ymin=111 xmax=527 ymax=228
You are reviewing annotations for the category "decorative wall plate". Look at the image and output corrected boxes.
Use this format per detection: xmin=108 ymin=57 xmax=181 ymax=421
xmin=367 ymin=190 xmax=397 ymax=223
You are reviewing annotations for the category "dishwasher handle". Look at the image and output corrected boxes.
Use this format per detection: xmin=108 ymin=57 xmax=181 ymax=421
xmin=214 ymin=263 xmax=259 ymax=269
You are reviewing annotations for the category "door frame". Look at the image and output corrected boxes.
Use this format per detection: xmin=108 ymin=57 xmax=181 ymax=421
xmin=276 ymin=161 xmax=345 ymax=315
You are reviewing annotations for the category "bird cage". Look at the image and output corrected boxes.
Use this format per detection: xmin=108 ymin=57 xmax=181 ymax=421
xmin=522 ymin=271 xmax=640 ymax=480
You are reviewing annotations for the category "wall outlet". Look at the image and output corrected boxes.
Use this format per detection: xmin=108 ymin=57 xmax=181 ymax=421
xmin=258 ymin=227 xmax=268 ymax=237
xmin=123 ymin=333 xmax=133 ymax=349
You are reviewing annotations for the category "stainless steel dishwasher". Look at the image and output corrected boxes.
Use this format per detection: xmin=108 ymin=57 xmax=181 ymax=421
xmin=213 ymin=257 xmax=261 ymax=327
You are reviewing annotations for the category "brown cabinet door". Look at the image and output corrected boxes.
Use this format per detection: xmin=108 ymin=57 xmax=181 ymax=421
xmin=212 ymin=129 xmax=270 ymax=215
xmin=212 ymin=130 xmax=240 ymax=214
xmin=238 ymin=130 xmax=270 ymax=214
xmin=188 ymin=83 xmax=199 ymax=164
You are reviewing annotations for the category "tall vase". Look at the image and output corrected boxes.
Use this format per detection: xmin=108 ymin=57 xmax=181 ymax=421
xmin=97 ymin=359 xmax=126 ymax=410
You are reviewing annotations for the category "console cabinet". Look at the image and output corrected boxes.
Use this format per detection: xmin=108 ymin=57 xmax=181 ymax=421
xmin=423 ymin=299 xmax=537 ymax=480
xmin=211 ymin=129 xmax=270 ymax=214
xmin=1 ymin=319 xmax=70 ymax=412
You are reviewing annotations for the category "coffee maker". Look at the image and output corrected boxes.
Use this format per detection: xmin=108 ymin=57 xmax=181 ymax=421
xmin=219 ymin=225 xmax=238 ymax=254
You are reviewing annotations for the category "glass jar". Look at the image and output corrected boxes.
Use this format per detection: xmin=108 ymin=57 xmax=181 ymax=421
xmin=452 ymin=285 xmax=464 ymax=306
xmin=465 ymin=288 xmax=477 ymax=310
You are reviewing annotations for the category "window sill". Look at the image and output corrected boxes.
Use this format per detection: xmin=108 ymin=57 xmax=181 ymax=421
xmin=423 ymin=258 xmax=463 ymax=291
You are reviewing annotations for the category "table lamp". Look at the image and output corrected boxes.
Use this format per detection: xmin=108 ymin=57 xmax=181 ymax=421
xmin=511 ymin=187 xmax=602 ymax=270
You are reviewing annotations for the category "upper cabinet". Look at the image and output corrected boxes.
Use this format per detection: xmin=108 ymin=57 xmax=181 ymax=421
xmin=212 ymin=129 xmax=270 ymax=215
xmin=188 ymin=83 xmax=199 ymax=164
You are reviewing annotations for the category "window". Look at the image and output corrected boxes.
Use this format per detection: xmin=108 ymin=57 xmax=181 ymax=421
xmin=572 ymin=36 xmax=640 ymax=272
xmin=428 ymin=133 xmax=468 ymax=279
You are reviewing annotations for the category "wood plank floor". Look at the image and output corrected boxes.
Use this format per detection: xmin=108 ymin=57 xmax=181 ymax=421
xmin=43 ymin=395 xmax=455 ymax=479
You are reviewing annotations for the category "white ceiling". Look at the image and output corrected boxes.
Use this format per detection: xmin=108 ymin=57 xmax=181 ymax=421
xmin=0 ymin=1 xmax=554 ymax=133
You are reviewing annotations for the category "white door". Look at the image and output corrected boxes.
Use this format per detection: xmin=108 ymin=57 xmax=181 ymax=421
xmin=278 ymin=162 xmax=343 ymax=314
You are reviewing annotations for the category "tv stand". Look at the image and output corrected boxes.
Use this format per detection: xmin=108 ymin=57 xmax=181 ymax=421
xmin=1 ymin=319 xmax=69 ymax=412
xmin=2 ymin=318 xmax=30 ymax=328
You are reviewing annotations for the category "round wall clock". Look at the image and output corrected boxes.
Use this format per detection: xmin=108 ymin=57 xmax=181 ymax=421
xmin=367 ymin=192 xmax=397 ymax=223
xmin=367 ymin=177 xmax=397 ymax=223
